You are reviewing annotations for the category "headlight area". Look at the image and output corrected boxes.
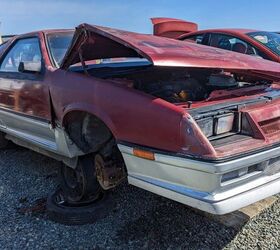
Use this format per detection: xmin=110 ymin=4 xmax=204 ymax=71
xmin=196 ymin=111 xmax=241 ymax=140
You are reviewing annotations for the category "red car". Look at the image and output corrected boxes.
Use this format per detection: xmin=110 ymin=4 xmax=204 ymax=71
xmin=152 ymin=17 xmax=280 ymax=63
xmin=0 ymin=23 xmax=280 ymax=215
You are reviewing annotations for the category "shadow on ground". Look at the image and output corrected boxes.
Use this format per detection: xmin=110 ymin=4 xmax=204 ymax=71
xmin=113 ymin=189 xmax=238 ymax=249
xmin=0 ymin=148 xmax=256 ymax=249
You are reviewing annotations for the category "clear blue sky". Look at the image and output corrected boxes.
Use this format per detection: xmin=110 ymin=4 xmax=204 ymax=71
xmin=0 ymin=0 xmax=279 ymax=35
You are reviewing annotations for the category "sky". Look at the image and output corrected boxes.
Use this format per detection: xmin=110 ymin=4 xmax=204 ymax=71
xmin=0 ymin=0 xmax=280 ymax=35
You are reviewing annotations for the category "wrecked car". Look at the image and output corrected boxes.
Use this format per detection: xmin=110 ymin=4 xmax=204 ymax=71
xmin=152 ymin=17 xmax=280 ymax=63
xmin=0 ymin=23 xmax=279 ymax=215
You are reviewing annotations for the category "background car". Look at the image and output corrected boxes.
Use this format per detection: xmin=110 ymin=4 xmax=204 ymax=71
xmin=152 ymin=17 xmax=280 ymax=63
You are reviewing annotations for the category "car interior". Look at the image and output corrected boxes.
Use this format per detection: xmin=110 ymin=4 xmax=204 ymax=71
xmin=185 ymin=33 xmax=261 ymax=58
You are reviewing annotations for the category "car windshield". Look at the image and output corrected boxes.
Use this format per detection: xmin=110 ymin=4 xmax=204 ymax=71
xmin=248 ymin=31 xmax=280 ymax=56
xmin=47 ymin=31 xmax=74 ymax=67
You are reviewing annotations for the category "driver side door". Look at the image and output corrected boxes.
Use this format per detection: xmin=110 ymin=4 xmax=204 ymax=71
xmin=0 ymin=36 xmax=55 ymax=150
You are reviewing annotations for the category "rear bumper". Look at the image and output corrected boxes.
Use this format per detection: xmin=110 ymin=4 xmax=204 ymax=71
xmin=118 ymin=144 xmax=280 ymax=215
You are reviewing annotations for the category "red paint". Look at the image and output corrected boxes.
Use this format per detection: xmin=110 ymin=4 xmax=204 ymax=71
xmin=1 ymin=24 xmax=280 ymax=161
xmin=181 ymin=29 xmax=280 ymax=63
xmin=151 ymin=17 xmax=198 ymax=38
xmin=61 ymin=24 xmax=280 ymax=79
xmin=151 ymin=18 xmax=280 ymax=63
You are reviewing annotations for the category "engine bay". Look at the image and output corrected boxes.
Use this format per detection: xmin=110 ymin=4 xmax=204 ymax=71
xmin=131 ymin=70 xmax=268 ymax=103
xmin=83 ymin=64 xmax=272 ymax=103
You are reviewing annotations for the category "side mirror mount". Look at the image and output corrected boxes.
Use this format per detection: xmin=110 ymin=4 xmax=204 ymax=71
xmin=18 ymin=61 xmax=41 ymax=73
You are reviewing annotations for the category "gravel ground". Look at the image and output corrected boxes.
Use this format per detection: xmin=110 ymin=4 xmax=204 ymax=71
xmin=0 ymin=147 xmax=279 ymax=249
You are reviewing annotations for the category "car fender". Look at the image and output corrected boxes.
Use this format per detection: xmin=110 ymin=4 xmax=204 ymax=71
xmin=61 ymin=102 xmax=117 ymax=137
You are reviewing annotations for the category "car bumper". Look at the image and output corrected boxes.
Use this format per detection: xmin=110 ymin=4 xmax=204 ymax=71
xmin=118 ymin=144 xmax=280 ymax=215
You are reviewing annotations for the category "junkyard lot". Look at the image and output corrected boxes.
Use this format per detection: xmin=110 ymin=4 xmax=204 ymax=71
xmin=0 ymin=147 xmax=279 ymax=249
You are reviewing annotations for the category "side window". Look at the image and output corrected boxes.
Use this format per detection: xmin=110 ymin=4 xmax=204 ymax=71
xmin=184 ymin=34 xmax=205 ymax=45
xmin=0 ymin=38 xmax=41 ymax=72
xmin=209 ymin=33 xmax=261 ymax=57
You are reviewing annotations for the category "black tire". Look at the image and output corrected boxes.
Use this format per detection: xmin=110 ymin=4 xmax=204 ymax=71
xmin=46 ymin=188 xmax=113 ymax=225
xmin=60 ymin=154 xmax=102 ymax=204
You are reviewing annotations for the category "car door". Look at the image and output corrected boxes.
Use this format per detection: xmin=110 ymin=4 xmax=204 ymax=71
xmin=0 ymin=36 xmax=56 ymax=150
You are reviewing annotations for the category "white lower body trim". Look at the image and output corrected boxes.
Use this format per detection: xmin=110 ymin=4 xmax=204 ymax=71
xmin=0 ymin=108 xmax=83 ymax=159
xmin=118 ymin=144 xmax=280 ymax=215
xmin=128 ymin=174 xmax=280 ymax=215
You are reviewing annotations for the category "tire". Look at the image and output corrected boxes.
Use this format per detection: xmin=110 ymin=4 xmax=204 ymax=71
xmin=60 ymin=154 xmax=102 ymax=204
xmin=46 ymin=188 xmax=113 ymax=225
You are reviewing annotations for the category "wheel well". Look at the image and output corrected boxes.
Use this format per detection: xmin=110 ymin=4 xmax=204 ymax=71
xmin=63 ymin=111 xmax=127 ymax=189
xmin=63 ymin=111 xmax=112 ymax=153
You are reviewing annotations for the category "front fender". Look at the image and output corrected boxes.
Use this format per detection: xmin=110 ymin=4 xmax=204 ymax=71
xmin=62 ymin=102 xmax=117 ymax=137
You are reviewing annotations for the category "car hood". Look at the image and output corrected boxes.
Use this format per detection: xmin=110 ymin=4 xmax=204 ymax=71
xmin=61 ymin=23 xmax=280 ymax=80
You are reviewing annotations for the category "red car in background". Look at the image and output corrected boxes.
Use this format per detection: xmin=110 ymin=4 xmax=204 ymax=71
xmin=152 ymin=18 xmax=280 ymax=63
